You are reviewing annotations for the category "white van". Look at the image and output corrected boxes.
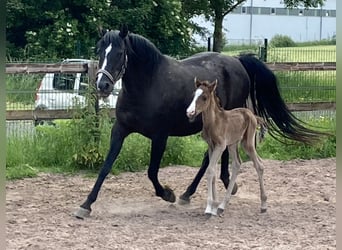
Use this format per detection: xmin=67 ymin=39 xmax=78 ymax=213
xmin=34 ymin=59 xmax=121 ymax=125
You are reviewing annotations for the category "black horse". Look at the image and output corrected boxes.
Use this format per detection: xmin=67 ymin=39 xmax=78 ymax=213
xmin=75 ymin=25 xmax=323 ymax=218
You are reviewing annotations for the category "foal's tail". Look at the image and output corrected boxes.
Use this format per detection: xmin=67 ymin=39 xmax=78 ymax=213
xmin=238 ymin=54 xmax=326 ymax=144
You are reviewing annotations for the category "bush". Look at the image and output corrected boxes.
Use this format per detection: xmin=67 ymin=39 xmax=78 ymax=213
xmin=270 ymin=34 xmax=296 ymax=47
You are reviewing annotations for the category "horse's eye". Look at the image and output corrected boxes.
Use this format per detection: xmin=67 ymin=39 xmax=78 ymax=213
xmin=201 ymin=96 xmax=207 ymax=101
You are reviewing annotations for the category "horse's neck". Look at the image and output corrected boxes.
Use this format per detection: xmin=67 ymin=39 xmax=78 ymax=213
xmin=123 ymin=53 xmax=164 ymax=92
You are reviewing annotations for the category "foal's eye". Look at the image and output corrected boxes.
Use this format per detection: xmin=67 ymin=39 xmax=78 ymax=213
xmin=201 ymin=96 xmax=207 ymax=101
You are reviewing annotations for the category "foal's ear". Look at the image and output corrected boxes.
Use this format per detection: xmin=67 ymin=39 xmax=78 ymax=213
xmin=209 ymin=79 xmax=218 ymax=92
xmin=194 ymin=77 xmax=201 ymax=88
xmin=119 ymin=24 xmax=129 ymax=38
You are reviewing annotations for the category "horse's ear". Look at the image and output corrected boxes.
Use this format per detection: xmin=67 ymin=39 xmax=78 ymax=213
xmin=98 ymin=26 xmax=108 ymax=38
xmin=119 ymin=24 xmax=129 ymax=39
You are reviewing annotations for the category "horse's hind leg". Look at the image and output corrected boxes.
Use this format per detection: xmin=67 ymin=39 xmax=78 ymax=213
xmin=220 ymin=147 xmax=238 ymax=194
xmin=217 ymin=144 xmax=240 ymax=216
xmin=75 ymin=123 xmax=129 ymax=219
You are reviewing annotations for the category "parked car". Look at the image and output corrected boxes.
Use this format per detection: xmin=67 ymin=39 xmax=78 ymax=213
xmin=34 ymin=59 xmax=122 ymax=125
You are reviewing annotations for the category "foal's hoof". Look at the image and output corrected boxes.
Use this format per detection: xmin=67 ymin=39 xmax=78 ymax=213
xmin=74 ymin=207 xmax=91 ymax=219
xmin=162 ymin=185 xmax=176 ymax=203
xmin=260 ymin=208 xmax=267 ymax=213
xmin=217 ymin=208 xmax=225 ymax=217
xmin=231 ymin=183 xmax=238 ymax=195
xmin=178 ymin=193 xmax=190 ymax=205
xmin=205 ymin=213 xmax=213 ymax=219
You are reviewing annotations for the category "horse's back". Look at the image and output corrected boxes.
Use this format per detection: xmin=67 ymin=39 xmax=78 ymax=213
xmin=180 ymin=52 xmax=250 ymax=109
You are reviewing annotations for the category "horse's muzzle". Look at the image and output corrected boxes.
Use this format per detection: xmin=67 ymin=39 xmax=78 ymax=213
xmin=97 ymin=81 xmax=113 ymax=98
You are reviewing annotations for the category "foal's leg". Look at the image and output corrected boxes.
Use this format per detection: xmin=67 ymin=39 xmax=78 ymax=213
xmin=242 ymin=140 xmax=267 ymax=213
xmin=75 ymin=123 xmax=129 ymax=219
xmin=205 ymin=146 xmax=224 ymax=216
xmin=217 ymin=143 xmax=241 ymax=216
xmin=179 ymin=147 xmax=238 ymax=205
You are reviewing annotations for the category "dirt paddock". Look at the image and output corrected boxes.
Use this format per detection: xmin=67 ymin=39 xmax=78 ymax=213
xmin=6 ymin=158 xmax=335 ymax=249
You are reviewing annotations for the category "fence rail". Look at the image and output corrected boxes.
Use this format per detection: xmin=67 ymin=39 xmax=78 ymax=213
xmin=6 ymin=63 xmax=89 ymax=74
xmin=5 ymin=101 xmax=336 ymax=121
xmin=5 ymin=61 xmax=336 ymax=74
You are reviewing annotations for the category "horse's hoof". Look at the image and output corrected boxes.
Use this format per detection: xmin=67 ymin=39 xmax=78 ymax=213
xmin=163 ymin=185 xmax=176 ymax=203
xmin=260 ymin=208 xmax=267 ymax=213
xmin=231 ymin=183 xmax=238 ymax=195
xmin=74 ymin=207 xmax=91 ymax=219
xmin=217 ymin=208 xmax=225 ymax=217
xmin=178 ymin=194 xmax=190 ymax=205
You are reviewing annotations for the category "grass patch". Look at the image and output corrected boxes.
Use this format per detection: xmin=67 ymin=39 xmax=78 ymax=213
xmin=6 ymin=112 xmax=335 ymax=180
xmin=267 ymin=45 xmax=336 ymax=62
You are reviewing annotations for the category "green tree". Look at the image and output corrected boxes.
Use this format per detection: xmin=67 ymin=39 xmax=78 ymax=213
xmin=182 ymin=0 xmax=327 ymax=52
xmin=6 ymin=0 xmax=193 ymax=60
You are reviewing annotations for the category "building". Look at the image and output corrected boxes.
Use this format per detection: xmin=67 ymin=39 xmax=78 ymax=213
xmin=192 ymin=0 xmax=336 ymax=45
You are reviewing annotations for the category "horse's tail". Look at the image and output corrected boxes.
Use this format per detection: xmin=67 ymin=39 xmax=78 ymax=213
xmin=238 ymin=54 xmax=325 ymax=144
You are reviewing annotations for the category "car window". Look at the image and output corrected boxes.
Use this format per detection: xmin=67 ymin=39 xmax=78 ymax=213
xmin=53 ymin=73 xmax=76 ymax=90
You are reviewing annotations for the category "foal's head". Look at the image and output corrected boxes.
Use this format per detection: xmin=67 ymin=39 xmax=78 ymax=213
xmin=186 ymin=78 xmax=217 ymax=122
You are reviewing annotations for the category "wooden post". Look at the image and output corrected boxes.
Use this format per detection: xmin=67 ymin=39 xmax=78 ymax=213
xmin=88 ymin=61 xmax=100 ymax=144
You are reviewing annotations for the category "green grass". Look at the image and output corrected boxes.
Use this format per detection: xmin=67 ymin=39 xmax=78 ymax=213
xmin=222 ymin=45 xmax=336 ymax=62
xmin=6 ymin=113 xmax=335 ymax=180
xmin=276 ymin=71 xmax=336 ymax=102
xmin=257 ymin=115 xmax=336 ymax=160
xmin=6 ymin=74 xmax=42 ymax=105
xmin=267 ymin=45 xmax=336 ymax=62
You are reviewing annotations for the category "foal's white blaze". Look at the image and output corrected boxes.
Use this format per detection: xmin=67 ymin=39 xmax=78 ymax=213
xmin=186 ymin=88 xmax=203 ymax=116
xmin=96 ymin=43 xmax=112 ymax=87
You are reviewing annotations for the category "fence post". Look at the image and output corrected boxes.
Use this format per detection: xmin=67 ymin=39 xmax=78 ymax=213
xmin=88 ymin=61 xmax=100 ymax=144
xmin=259 ymin=38 xmax=268 ymax=62
xmin=88 ymin=61 xmax=99 ymax=114
xmin=207 ymin=37 xmax=211 ymax=51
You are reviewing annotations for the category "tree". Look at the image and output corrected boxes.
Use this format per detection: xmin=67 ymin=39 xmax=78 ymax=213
xmin=6 ymin=0 xmax=194 ymax=60
xmin=182 ymin=0 xmax=327 ymax=52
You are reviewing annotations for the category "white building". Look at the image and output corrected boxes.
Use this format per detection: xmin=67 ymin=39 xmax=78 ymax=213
xmin=192 ymin=0 xmax=336 ymax=45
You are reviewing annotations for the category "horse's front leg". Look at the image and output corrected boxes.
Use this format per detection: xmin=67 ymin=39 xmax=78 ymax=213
xmin=179 ymin=150 xmax=209 ymax=204
xmin=148 ymin=134 xmax=176 ymax=203
xmin=74 ymin=123 xmax=129 ymax=219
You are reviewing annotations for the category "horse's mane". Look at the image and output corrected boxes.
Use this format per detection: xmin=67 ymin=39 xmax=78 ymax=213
xmin=127 ymin=33 xmax=163 ymax=66
xmin=97 ymin=30 xmax=163 ymax=68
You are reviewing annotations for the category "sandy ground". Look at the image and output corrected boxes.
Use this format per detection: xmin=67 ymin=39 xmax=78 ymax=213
xmin=6 ymin=158 xmax=335 ymax=250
